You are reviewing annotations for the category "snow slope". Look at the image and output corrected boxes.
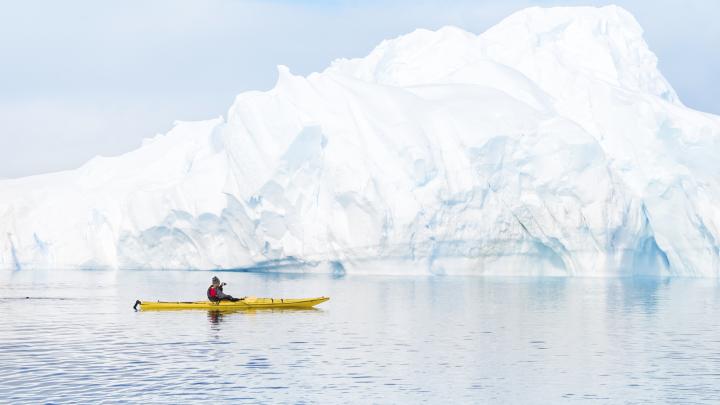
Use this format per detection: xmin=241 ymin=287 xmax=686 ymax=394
xmin=1 ymin=5 xmax=719 ymax=275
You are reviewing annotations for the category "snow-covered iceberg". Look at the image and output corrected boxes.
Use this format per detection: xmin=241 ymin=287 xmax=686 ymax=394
xmin=1 ymin=6 xmax=719 ymax=276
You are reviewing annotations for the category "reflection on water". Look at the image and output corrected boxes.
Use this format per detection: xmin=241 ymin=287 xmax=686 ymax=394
xmin=206 ymin=308 xmax=320 ymax=326
xmin=207 ymin=309 xmax=224 ymax=325
xmin=614 ymin=276 xmax=670 ymax=314
xmin=0 ymin=270 xmax=719 ymax=403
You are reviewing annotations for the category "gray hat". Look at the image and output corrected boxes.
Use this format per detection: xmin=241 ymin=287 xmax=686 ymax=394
xmin=212 ymin=276 xmax=220 ymax=283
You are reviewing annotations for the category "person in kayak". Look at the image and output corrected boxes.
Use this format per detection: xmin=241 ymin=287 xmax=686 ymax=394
xmin=207 ymin=276 xmax=241 ymax=302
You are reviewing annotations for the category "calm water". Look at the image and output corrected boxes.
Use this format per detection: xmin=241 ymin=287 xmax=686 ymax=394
xmin=1 ymin=270 xmax=719 ymax=404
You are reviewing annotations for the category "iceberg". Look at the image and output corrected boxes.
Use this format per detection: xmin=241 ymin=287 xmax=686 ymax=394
xmin=1 ymin=6 xmax=719 ymax=276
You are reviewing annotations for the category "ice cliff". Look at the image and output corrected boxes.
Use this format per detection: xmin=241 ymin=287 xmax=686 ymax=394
xmin=1 ymin=6 xmax=719 ymax=276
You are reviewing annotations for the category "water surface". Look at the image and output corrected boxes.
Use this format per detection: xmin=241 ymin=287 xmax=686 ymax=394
xmin=1 ymin=270 xmax=719 ymax=403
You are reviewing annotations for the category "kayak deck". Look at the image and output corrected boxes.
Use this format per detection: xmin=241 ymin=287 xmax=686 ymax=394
xmin=136 ymin=296 xmax=329 ymax=310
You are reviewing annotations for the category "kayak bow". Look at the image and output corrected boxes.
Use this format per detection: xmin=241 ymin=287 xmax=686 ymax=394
xmin=134 ymin=296 xmax=329 ymax=311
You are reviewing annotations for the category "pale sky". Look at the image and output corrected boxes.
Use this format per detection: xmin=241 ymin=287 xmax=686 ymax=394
xmin=1 ymin=0 xmax=718 ymax=178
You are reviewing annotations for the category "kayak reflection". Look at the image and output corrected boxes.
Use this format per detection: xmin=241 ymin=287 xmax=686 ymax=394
xmin=207 ymin=307 xmax=321 ymax=324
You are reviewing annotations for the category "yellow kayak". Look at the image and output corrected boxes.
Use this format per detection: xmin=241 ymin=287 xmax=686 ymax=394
xmin=134 ymin=296 xmax=329 ymax=311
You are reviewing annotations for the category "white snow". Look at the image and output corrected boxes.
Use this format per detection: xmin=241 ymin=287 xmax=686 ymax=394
xmin=1 ymin=5 xmax=719 ymax=276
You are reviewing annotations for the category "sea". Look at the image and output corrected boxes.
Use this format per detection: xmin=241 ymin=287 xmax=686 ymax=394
xmin=1 ymin=269 xmax=719 ymax=403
